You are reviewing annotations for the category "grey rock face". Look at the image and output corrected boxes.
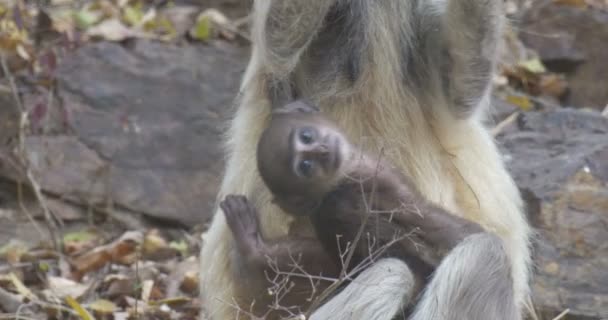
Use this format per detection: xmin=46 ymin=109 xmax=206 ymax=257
xmin=499 ymin=109 xmax=608 ymax=319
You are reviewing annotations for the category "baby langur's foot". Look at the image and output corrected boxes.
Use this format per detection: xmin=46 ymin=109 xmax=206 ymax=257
xmin=220 ymin=195 xmax=266 ymax=262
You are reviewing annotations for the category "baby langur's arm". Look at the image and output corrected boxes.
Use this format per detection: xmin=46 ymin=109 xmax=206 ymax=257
xmin=220 ymin=195 xmax=339 ymax=277
xmin=402 ymin=200 xmax=485 ymax=254
xmin=390 ymin=182 xmax=485 ymax=254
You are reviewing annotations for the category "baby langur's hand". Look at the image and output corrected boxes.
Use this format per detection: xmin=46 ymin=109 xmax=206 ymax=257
xmin=220 ymin=195 xmax=264 ymax=259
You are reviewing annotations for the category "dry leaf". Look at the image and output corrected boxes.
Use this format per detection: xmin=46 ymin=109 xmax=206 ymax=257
xmin=65 ymin=295 xmax=94 ymax=320
xmin=143 ymin=230 xmax=168 ymax=254
xmin=87 ymin=19 xmax=143 ymax=41
xmin=89 ymin=299 xmax=118 ymax=315
xmin=189 ymin=8 xmax=230 ymax=41
xmin=71 ymin=231 xmax=142 ymax=279
xmin=518 ymin=58 xmax=546 ymax=74
xmin=48 ymin=276 xmax=89 ymax=299
xmin=63 ymin=230 xmax=99 ymax=255
xmin=539 ymin=74 xmax=568 ymax=98
xmin=180 ymin=270 xmax=199 ymax=294
xmin=506 ymin=95 xmax=533 ymax=111
xmin=141 ymin=279 xmax=154 ymax=303
xmin=8 ymin=273 xmax=37 ymax=301
xmin=151 ymin=296 xmax=191 ymax=307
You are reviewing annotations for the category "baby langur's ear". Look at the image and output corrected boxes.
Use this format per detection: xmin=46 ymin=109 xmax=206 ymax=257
xmin=273 ymin=100 xmax=320 ymax=115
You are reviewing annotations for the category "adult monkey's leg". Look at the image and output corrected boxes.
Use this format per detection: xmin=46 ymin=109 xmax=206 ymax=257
xmin=410 ymin=233 xmax=519 ymax=320
xmin=310 ymin=258 xmax=415 ymax=320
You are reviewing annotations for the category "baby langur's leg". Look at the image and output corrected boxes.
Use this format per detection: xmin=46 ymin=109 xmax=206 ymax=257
xmin=309 ymin=258 xmax=415 ymax=320
xmin=410 ymin=233 xmax=519 ymax=320
xmin=220 ymin=195 xmax=339 ymax=278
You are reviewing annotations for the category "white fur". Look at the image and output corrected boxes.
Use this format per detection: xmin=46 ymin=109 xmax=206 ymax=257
xmin=310 ymin=258 xmax=414 ymax=320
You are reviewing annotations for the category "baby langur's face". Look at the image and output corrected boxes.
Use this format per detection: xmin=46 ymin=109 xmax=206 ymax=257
xmin=257 ymin=111 xmax=353 ymax=201
xmin=289 ymin=120 xmax=349 ymax=182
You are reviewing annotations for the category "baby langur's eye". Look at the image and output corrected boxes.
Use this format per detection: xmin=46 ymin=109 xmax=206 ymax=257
xmin=299 ymin=128 xmax=315 ymax=144
xmin=298 ymin=159 xmax=315 ymax=177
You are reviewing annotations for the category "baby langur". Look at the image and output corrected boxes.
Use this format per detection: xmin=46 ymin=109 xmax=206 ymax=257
xmin=220 ymin=101 xmax=493 ymax=314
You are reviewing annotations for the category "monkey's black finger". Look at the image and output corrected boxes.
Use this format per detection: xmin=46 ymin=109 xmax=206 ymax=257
xmin=219 ymin=201 xmax=229 ymax=214
xmin=236 ymin=196 xmax=249 ymax=212
xmin=245 ymin=201 xmax=261 ymax=226
xmin=221 ymin=199 xmax=235 ymax=215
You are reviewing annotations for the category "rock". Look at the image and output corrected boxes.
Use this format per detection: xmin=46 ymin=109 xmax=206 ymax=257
xmin=498 ymin=109 xmax=608 ymax=319
xmin=520 ymin=1 xmax=608 ymax=109
xmin=0 ymin=40 xmax=248 ymax=226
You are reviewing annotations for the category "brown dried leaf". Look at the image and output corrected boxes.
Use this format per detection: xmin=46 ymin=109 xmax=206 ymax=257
xmin=179 ymin=270 xmax=199 ymax=295
xmin=63 ymin=230 xmax=99 ymax=256
xmin=539 ymin=74 xmax=569 ymax=98
xmin=143 ymin=230 xmax=178 ymax=260
xmin=71 ymin=231 xmax=142 ymax=279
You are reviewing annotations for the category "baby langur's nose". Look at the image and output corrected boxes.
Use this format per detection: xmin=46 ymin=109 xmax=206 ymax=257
xmin=314 ymin=144 xmax=329 ymax=154
xmin=303 ymin=144 xmax=329 ymax=158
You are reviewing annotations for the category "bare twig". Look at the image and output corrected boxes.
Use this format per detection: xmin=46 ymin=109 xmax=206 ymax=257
xmin=551 ymin=309 xmax=569 ymax=320
xmin=492 ymin=111 xmax=520 ymax=137
xmin=1 ymin=53 xmax=60 ymax=249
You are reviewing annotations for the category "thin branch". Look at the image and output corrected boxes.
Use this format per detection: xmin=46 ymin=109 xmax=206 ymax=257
xmin=492 ymin=111 xmax=519 ymax=137
xmin=1 ymin=53 xmax=60 ymax=249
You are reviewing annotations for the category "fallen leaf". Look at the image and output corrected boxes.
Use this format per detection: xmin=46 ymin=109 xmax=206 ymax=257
xmin=71 ymin=231 xmax=143 ymax=279
xmin=506 ymin=95 xmax=533 ymax=111
xmin=180 ymin=270 xmax=199 ymax=294
xmin=16 ymin=44 xmax=30 ymax=61
xmin=169 ymin=240 xmax=188 ymax=256
xmin=141 ymin=279 xmax=154 ymax=303
xmin=87 ymin=19 xmax=142 ymax=41
xmin=539 ymin=74 xmax=568 ymax=98
xmin=65 ymin=295 xmax=94 ymax=320
xmin=89 ymin=299 xmax=117 ymax=315
xmin=73 ymin=9 xmax=101 ymax=29
xmin=123 ymin=5 xmax=143 ymax=26
xmin=190 ymin=15 xmax=211 ymax=40
xmin=518 ymin=58 xmax=546 ymax=74
xmin=63 ymin=230 xmax=99 ymax=255
xmin=9 ymin=273 xmax=37 ymax=301
xmin=143 ymin=230 xmax=168 ymax=254
xmin=48 ymin=276 xmax=88 ymax=299
xmin=151 ymin=296 xmax=191 ymax=307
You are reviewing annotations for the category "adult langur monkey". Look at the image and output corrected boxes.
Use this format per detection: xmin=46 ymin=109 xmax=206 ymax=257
xmin=200 ymin=0 xmax=532 ymax=319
